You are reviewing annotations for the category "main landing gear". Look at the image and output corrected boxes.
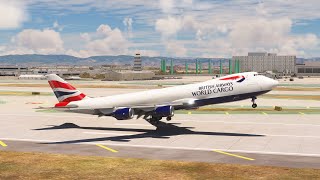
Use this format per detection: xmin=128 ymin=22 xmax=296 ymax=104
xmin=145 ymin=115 xmax=173 ymax=126
xmin=251 ymin=97 xmax=257 ymax=108
xmin=146 ymin=116 xmax=161 ymax=126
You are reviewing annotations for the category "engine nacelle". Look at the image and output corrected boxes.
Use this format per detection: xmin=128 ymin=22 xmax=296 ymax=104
xmin=113 ymin=108 xmax=134 ymax=120
xmin=154 ymin=105 xmax=174 ymax=117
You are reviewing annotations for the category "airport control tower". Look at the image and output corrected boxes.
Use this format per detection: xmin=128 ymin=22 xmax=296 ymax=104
xmin=133 ymin=53 xmax=142 ymax=71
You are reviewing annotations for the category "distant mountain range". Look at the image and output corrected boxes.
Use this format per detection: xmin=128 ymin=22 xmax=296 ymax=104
xmin=0 ymin=54 xmax=318 ymax=66
xmin=0 ymin=54 xmax=229 ymax=66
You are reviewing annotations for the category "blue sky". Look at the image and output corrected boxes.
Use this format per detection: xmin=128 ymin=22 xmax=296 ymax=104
xmin=0 ymin=0 xmax=319 ymax=58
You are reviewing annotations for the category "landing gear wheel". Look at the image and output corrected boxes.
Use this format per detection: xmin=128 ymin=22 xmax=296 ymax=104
xmin=252 ymin=103 xmax=257 ymax=108
xmin=166 ymin=116 xmax=172 ymax=121
xmin=147 ymin=119 xmax=159 ymax=125
xmin=251 ymin=97 xmax=257 ymax=108
xmin=146 ymin=116 xmax=161 ymax=126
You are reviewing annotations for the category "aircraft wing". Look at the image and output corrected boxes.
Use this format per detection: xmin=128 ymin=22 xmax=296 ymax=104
xmin=130 ymin=98 xmax=197 ymax=110
xmin=128 ymin=98 xmax=198 ymax=119
xmin=36 ymin=98 xmax=198 ymax=118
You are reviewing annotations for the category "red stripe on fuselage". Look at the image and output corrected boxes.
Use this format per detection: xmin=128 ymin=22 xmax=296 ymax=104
xmin=61 ymin=93 xmax=86 ymax=103
xmin=49 ymin=80 xmax=76 ymax=90
xmin=220 ymin=75 xmax=240 ymax=80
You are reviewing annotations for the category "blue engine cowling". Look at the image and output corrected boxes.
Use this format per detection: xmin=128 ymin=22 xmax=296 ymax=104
xmin=154 ymin=105 xmax=174 ymax=117
xmin=113 ymin=108 xmax=134 ymax=120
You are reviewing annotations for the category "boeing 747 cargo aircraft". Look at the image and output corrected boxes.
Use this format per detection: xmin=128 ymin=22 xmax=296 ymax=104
xmin=46 ymin=72 xmax=278 ymax=125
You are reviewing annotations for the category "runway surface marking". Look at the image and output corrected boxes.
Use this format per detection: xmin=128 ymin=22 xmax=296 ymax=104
xmin=3 ymin=137 xmax=320 ymax=157
xmin=0 ymin=141 xmax=7 ymax=147
xmin=96 ymin=144 xmax=118 ymax=153
xmin=299 ymin=112 xmax=305 ymax=115
xmin=213 ymin=150 xmax=255 ymax=161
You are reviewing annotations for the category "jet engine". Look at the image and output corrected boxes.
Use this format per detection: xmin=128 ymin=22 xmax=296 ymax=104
xmin=113 ymin=108 xmax=134 ymax=120
xmin=154 ymin=105 xmax=174 ymax=117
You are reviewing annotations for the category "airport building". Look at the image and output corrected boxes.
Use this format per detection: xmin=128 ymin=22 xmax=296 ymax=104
xmin=232 ymin=52 xmax=296 ymax=75
xmin=296 ymin=61 xmax=320 ymax=76
xmin=18 ymin=74 xmax=46 ymax=80
xmin=0 ymin=66 xmax=87 ymax=77
xmin=104 ymin=70 xmax=155 ymax=81
xmin=32 ymin=66 xmax=87 ymax=76
xmin=0 ymin=66 xmax=33 ymax=76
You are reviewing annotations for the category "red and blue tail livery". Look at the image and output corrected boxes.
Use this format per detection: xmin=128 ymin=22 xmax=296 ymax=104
xmin=47 ymin=74 xmax=86 ymax=107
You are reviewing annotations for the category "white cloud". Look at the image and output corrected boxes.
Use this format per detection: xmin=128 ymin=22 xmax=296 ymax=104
xmin=96 ymin=24 xmax=112 ymax=36
xmin=67 ymin=24 xmax=129 ymax=57
xmin=123 ymin=17 xmax=133 ymax=38
xmin=196 ymin=29 xmax=203 ymax=40
xmin=229 ymin=18 xmax=292 ymax=49
xmin=86 ymin=28 xmax=128 ymax=55
xmin=65 ymin=49 xmax=90 ymax=58
xmin=1 ymin=0 xmax=320 ymax=57
xmin=53 ymin=20 xmax=63 ymax=31
xmin=154 ymin=1 xmax=320 ymax=58
xmin=80 ymin=33 xmax=91 ymax=42
xmin=278 ymin=34 xmax=319 ymax=56
xmin=53 ymin=21 xmax=58 ymax=28
xmin=166 ymin=42 xmax=187 ymax=57
xmin=182 ymin=0 xmax=193 ymax=6
xmin=155 ymin=16 xmax=182 ymax=37
xmin=8 ymin=29 xmax=64 ymax=54
xmin=228 ymin=18 xmax=319 ymax=56
xmin=155 ymin=15 xmax=199 ymax=37
xmin=23 ymin=1 xmax=320 ymax=27
xmin=0 ymin=1 xmax=27 ymax=29
xmin=159 ymin=0 xmax=174 ymax=13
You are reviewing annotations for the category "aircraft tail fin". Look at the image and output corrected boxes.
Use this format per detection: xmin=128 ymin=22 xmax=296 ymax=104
xmin=46 ymin=74 xmax=87 ymax=103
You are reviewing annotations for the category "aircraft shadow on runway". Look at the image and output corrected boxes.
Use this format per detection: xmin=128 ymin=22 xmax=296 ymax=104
xmin=34 ymin=121 xmax=264 ymax=144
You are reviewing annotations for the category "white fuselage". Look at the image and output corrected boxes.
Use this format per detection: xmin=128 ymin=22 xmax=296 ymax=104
xmin=68 ymin=72 xmax=278 ymax=111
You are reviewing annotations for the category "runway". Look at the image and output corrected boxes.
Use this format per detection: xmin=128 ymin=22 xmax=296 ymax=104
xmin=1 ymin=105 xmax=320 ymax=168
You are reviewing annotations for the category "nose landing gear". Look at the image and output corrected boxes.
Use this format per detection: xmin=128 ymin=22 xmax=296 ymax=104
xmin=251 ymin=97 xmax=257 ymax=108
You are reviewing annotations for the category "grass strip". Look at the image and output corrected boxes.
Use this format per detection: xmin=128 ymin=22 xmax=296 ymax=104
xmin=0 ymin=151 xmax=320 ymax=180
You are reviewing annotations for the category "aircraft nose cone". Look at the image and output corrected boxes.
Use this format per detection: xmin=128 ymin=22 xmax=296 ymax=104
xmin=265 ymin=78 xmax=279 ymax=90
xmin=271 ymin=79 xmax=279 ymax=88
xmin=258 ymin=76 xmax=279 ymax=91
